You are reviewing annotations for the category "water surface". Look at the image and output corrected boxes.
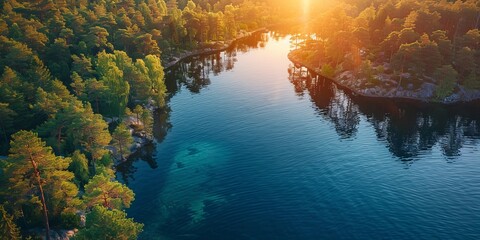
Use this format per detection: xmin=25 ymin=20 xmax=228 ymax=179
xmin=117 ymin=33 xmax=480 ymax=240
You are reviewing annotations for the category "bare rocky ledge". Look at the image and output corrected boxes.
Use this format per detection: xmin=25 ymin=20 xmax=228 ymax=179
xmin=288 ymin=51 xmax=480 ymax=104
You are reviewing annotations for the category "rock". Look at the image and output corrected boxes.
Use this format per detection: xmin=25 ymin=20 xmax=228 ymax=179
xmin=400 ymin=72 xmax=411 ymax=79
xmin=28 ymin=229 xmax=64 ymax=240
xmin=67 ymin=230 xmax=75 ymax=237
xmin=78 ymin=211 xmax=86 ymax=227
xmin=57 ymin=230 xmax=71 ymax=240
xmin=49 ymin=230 xmax=61 ymax=240
xmin=443 ymin=93 xmax=460 ymax=103
xmin=418 ymin=83 xmax=436 ymax=99
xmin=103 ymin=117 xmax=113 ymax=124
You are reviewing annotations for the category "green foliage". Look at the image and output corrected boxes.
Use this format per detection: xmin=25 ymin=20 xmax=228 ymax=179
xmin=70 ymin=72 xmax=86 ymax=100
xmin=141 ymin=108 xmax=154 ymax=139
xmin=455 ymin=47 xmax=475 ymax=77
xmin=0 ymin=205 xmax=21 ymax=240
xmin=130 ymin=105 xmax=154 ymax=139
xmin=70 ymin=104 xmax=112 ymax=163
xmin=434 ymin=65 xmax=458 ymax=100
xmin=144 ymin=55 xmax=167 ymax=108
xmin=0 ymin=0 xmax=271 ymax=154
xmin=0 ymin=103 xmax=16 ymax=153
xmin=36 ymin=100 xmax=112 ymax=161
xmin=93 ymin=51 xmax=167 ymax=116
xmin=60 ymin=211 xmax=81 ymax=230
xmin=132 ymin=105 xmax=144 ymax=126
xmin=68 ymin=151 xmax=90 ymax=188
xmin=431 ymin=30 xmax=453 ymax=64
xmin=83 ymin=173 xmax=135 ymax=210
xmin=4 ymin=131 xmax=79 ymax=229
xmin=360 ymin=60 xmax=377 ymax=84
xmin=98 ymin=154 xmax=114 ymax=169
xmin=298 ymin=0 xmax=480 ymax=98
xmin=112 ymin=123 xmax=133 ymax=160
xmin=321 ymin=64 xmax=335 ymax=78
xmin=463 ymin=72 xmax=480 ymax=90
xmin=74 ymin=205 xmax=143 ymax=240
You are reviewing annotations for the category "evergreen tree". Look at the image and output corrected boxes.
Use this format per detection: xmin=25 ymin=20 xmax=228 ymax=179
xmin=112 ymin=123 xmax=133 ymax=161
xmin=144 ymin=55 xmax=166 ymax=108
xmin=435 ymin=65 xmax=458 ymax=99
xmin=0 ymin=103 xmax=16 ymax=151
xmin=70 ymin=104 xmax=111 ymax=172
xmin=141 ymin=108 xmax=154 ymax=140
xmin=74 ymin=205 xmax=143 ymax=240
xmin=0 ymin=205 xmax=21 ymax=240
xmin=4 ymin=131 xmax=76 ymax=240
xmin=68 ymin=150 xmax=90 ymax=188
xmin=83 ymin=173 xmax=135 ymax=210
xmin=133 ymin=105 xmax=144 ymax=125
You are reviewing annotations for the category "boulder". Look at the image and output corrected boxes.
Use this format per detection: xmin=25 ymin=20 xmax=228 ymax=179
xmin=443 ymin=93 xmax=460 ymax=103
xmin=418 ymin=83 xmax=436 ymax=99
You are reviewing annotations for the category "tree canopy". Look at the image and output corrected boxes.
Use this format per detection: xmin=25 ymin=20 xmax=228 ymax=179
xmin=291 ymin=0 xmax=480 ymax=100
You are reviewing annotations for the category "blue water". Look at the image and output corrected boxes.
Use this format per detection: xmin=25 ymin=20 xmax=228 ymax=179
xmin=117 ymin=33 xmax=480 ymax=240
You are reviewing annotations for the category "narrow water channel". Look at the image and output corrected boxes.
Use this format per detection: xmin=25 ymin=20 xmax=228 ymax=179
xmin=117 ymin=33 xmax=480 ymax=240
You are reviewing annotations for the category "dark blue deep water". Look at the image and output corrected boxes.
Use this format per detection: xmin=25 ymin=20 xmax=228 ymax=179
xmin=117 ymin=33 xmax=480 ymax=240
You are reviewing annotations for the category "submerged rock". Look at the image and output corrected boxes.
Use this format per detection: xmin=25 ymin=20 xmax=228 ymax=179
xmin=150 ymin=141 xmax=231 ymax=234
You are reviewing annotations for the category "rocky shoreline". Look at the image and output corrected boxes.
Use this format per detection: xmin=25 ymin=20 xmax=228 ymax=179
xmin=288 ymin=51 xmax=480 ymax=104
xmin=109 ymin=28 xmax=269 ymax=163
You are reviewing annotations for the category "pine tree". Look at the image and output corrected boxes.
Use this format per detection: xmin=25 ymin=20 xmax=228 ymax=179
xmin=0 ymin=205 xmax=21 ymax=240
xmin=144 ymin=55 xmax=166 ymax=108
xmin=5 ymin=131 xmax=73 ymax=240
xmin=0 ymin=103 xmax=16 ymax=150
xmin=111 ymin=123 xmax=133 ymax=161
xmin=68 ymin=150 xmax=90 ymax=188
xmin=141 ymin=108 xmax=154 ymax=140
xmin=70 ymin=104 xmax=111 ymax=172
xmin=83 ymin=173 xmax=135 ymax=210
xmin=74 ymin=205 xmax=143 ymax=240
xmin=133 ymin=105 xmax=143 ymax=125
xmin=435 ymin=65 xmax=458 ymax=99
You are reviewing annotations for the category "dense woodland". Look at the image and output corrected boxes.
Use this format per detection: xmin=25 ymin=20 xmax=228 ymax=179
xmin=0 ymin=0 xmax=276 ymax=239
xmin=292 ymin=0 xmax=480 ymax=100
xmin=3 ymin=0 xmax=478 ymax=238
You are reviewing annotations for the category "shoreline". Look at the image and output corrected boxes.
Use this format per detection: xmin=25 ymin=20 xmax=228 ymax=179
xmin=114 ymin=28 xmax=269 ymax=164
xmin=164 ymin=28 xmax=268 ymax=69
xmin=288 ymin=51 xmax=480 ymax=105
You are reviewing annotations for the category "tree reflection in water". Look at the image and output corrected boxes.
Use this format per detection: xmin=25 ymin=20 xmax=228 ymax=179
xmin=117 ymin=33 xmax=270 ymax=182
xmin=289 ymin=66 xmax=480 ymax=163
xmin=290 ymin=70 xmax=360 ymax=139
xmin=117 ymin=108 xmax=171 ymax=184
xmin=165 ymin=32 xmax=269 ymax=96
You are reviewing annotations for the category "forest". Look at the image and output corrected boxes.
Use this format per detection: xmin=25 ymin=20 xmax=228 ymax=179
xmin=0 ymin=0 xmax=277 ymax=239
xmin=290 ymin=0 xmax=480 ymax=102
xmin=1 ymin=0 xmax=479 ymax=239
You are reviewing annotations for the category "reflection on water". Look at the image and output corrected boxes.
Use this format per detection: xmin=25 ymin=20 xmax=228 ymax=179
xmin=118 ymin=33 xmax=270 ymax=183
xmin=118 ymin=33 xmax=480 ymax=240
xmin=165 ymin=32 xmax=270 ymax=96
xmin=117 ymin=108 xmax=171 ymax=184
xmin=289 ymin=67 xmax=480 ymax=162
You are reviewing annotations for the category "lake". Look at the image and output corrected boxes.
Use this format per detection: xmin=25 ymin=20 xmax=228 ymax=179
xmin=117 ymin=32 xmax=480 ymax=240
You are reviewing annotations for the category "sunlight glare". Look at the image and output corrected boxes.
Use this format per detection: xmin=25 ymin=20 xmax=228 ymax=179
xmin=302 ymin=0 xmax=310 ymax=20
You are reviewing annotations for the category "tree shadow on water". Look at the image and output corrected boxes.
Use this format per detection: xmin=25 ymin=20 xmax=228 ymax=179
xmin=289 ymin=68 xmax=480 ymax=164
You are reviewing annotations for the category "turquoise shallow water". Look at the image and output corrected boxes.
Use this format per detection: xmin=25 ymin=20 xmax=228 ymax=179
xmin=117 ymin=33 xmax=480 ymax=240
